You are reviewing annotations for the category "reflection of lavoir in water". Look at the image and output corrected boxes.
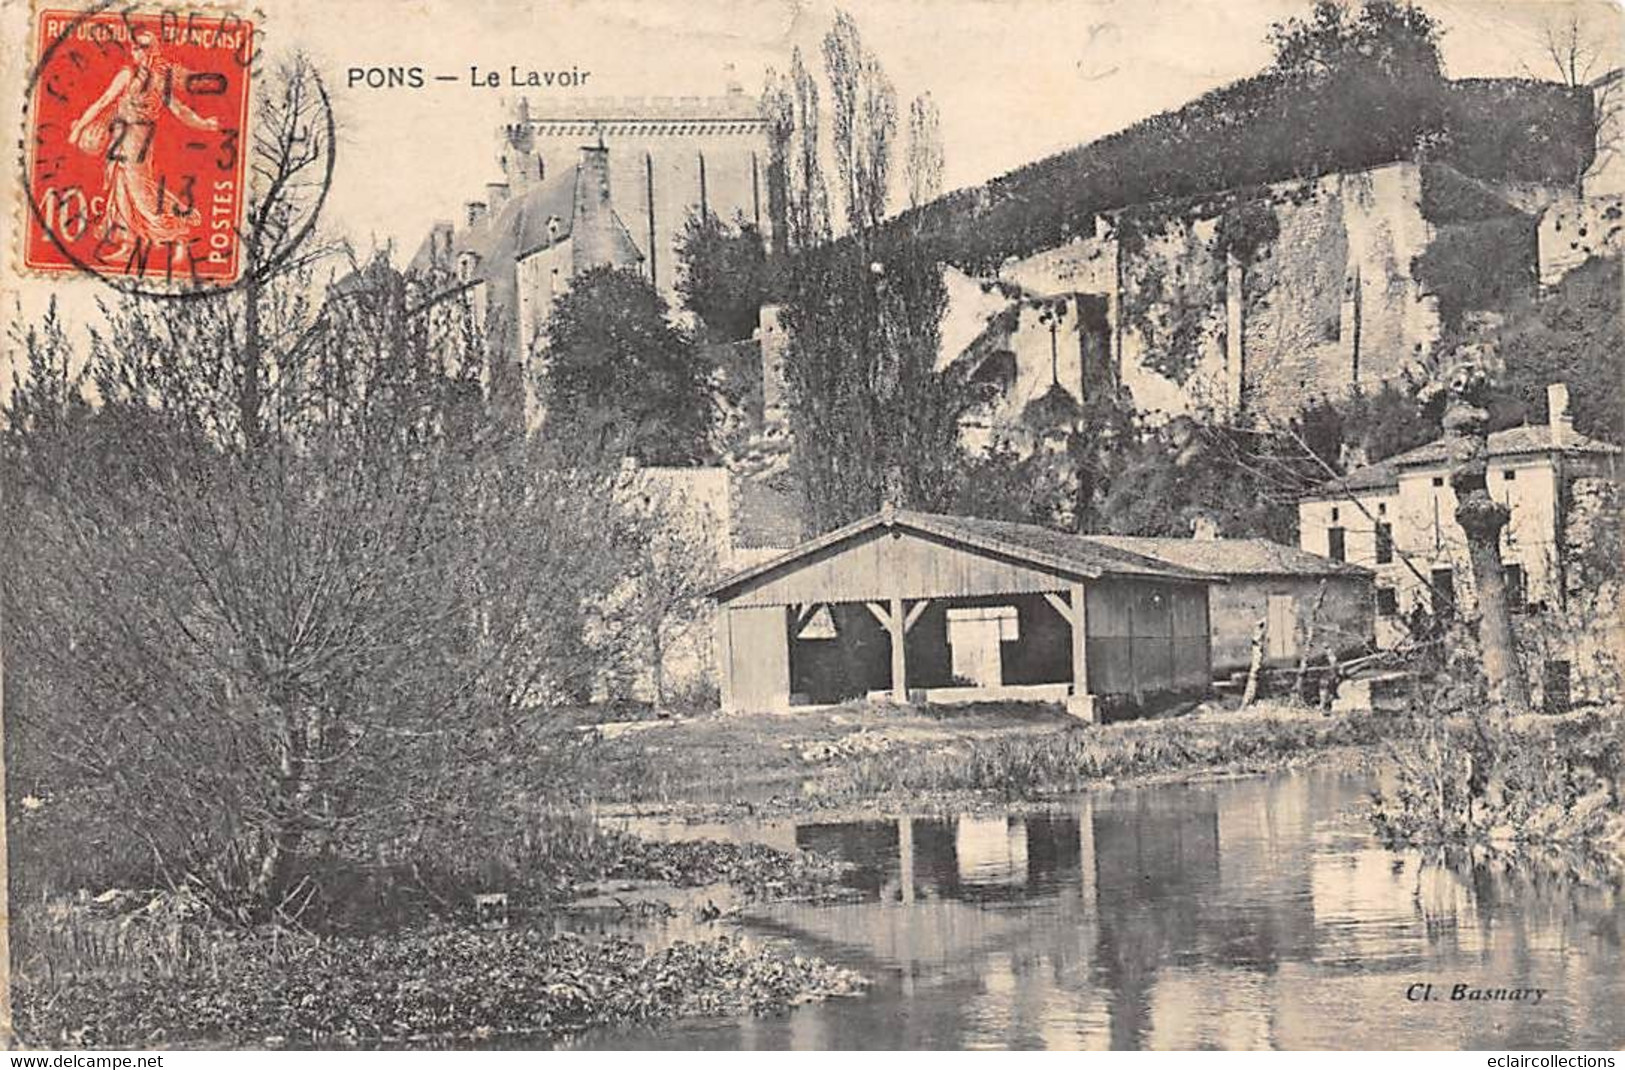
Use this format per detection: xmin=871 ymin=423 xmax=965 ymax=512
xmin=66 ymin=30 xmax=218 ymax=265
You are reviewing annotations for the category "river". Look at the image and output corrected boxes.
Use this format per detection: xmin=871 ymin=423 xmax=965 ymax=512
xmin=568 ymin=768 xmax=1624 ymax=1050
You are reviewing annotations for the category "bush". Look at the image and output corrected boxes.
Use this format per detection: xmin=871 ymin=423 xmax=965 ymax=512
xmin=1372 ymin=695 xmax=1625 ymax=850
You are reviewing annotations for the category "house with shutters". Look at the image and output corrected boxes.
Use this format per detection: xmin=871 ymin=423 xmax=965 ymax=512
xmin=1297 ymin=384 xmax=1619 ymax=649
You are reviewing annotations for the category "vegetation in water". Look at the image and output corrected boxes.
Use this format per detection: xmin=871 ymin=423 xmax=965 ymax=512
xmin=1371 ymin=693 xmax=1624 ymax=857
xmin=14 ymin=921 xmax=864 ymax=1049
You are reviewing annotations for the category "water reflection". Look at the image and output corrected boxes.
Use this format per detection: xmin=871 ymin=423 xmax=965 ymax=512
xmin=580 ymin=770 xmax=1624 ymax=1050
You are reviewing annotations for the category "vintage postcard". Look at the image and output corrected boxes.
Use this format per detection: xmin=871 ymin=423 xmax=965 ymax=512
xmin=1 ymin=0 xmax=1622 ymax=1055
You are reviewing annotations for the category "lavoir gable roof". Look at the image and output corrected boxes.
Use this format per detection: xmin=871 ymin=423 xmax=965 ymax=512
xmin=706 ymin=507 xmax=1222 ymax=603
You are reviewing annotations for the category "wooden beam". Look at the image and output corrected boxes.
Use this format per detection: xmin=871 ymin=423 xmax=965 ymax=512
xmin=890 ymin=595 xmax=908 ymax=703
xmin=1043 ymin=591 xmax=1075 ymax=625
xmin=794 ymin=602 xmax=821 ymax=635
xmin=903 ymin=598 xmax=931 ymax=632
xmin=864 ymin=601 xmax=892 ymax=631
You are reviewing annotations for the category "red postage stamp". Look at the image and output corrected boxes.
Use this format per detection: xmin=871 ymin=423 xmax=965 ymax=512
xmin=25 ymin=7 xmax=254 ymax=288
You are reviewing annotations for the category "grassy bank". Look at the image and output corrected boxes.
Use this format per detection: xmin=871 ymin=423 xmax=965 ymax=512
xmin=584 ymin=699 xmax=1402 ymax=817
xmin=1372 ymin=703 xmax=1625 ymax=853
xmin=15 ymin=923 xmax=863 ymax=1049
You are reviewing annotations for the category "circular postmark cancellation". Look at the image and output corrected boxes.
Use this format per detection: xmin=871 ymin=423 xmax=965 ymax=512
xmin=22 ymin=3 xmax=333 ymax=298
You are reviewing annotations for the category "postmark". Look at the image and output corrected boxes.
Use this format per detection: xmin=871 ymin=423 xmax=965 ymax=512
xmin=23 ymin=4 xmax=255 ymax=291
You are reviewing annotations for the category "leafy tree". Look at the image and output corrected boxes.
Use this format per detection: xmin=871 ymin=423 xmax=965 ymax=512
xmin=674 ymin=210 xmax=771 ymax=343
xmin=540 ymin=266 xmax=717 ymax=465
xmin=1267 ymin=0 xmax=1444 ymax=81
xmin=906 ymin=93 xmax=945 ymax=210
xmin=781 ymin=230 xmax=966 ymax=531
xmin=824 ymin=10 xmax=897 ymax=235
xmin=1 ymin=61 xmax=645 ymax=926
xmin=1487 ymin=257 xmax=1625 ymax=443
xmin=762 ymin=48 xmax=830 ymax=253
xmin=956 ymin=383 xmax=1139 ymax=533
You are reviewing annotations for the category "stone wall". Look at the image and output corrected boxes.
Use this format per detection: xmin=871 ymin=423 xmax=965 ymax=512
xmin=1538 ymin=194 xmax=1624 ymax=289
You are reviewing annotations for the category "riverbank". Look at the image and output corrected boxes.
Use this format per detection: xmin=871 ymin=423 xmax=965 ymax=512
xmin=584 ymin=699 xmax=1400 ymax=821
xmin=11 ymin=833 xmax=866 ymax=1049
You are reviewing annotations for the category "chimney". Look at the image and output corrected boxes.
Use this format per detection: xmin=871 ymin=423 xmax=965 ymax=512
xmin=485 ymin=182 xmax=510 ymax=212
xmin=466 ymin=201 xmax=487 ymax=226
xmin=1548 ymin=382 xmax=1573 ymax=449
xmin=1190 ymin=514 xmax=1221 ymax=540
xmin=430 ymin=220 xmax=454 ymax=263
xmin=571 ymin=143 xmax=617 ymax=272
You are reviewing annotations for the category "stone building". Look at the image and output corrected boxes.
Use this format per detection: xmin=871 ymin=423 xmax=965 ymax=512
xmin=1296 ymin=384 xmax=1620 ymax=652
xmin=405 ymin=91 xmax=770 ymax=423
xmin=495 ymin=92 xmax=770 ymax=297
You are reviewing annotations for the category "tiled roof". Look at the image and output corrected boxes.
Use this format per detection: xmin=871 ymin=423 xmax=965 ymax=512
xmin=917 ymin=513 xmax=1218 ymax=580
xmin=707 ymin=508 xmax=1221 ymax=601
xmin=1307 ymin=424 xmax=1621 ymax=497
xmin=1091 ymin=536 xmax=1371 ymax=578
xmin=403 ymin=169 xmax=643 ymax=286
xmin=407 ymin=171 xmax=578 ymax=279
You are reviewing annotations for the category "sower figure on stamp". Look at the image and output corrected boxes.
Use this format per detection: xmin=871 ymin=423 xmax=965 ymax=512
xmin=67 ymin=30 xmax=219 ymax=266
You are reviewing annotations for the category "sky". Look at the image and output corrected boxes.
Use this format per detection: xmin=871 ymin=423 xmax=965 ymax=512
xmin=2 ymin=0 xmax=1621 ymax=330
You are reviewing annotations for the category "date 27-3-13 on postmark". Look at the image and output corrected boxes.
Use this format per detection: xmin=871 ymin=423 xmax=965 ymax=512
xmin=25 ymin=6 xmax=253 ymax=290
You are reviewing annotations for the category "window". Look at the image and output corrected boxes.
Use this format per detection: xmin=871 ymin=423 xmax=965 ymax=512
xmin=1376 ymin=587 xmax=1399 ymax=617
xmin=1543 ymin=660 xmax=1572 ymax=714
xmin=1504 ymin=563 xmax=1526 ymax=613
xmin=1431 ymin=568 xmax=1454 ymax=618
xmin=1331 ymin=507 xmax=1340 ymax=523
xmin=1431 ymin=476 xmax=1445 ymax=488
xmin=1327 ymin=526 xmax=1346 ymax=562
xmin=1375 ymin=522 xmax=1393 ymax=565
xmin=1504 ymin=469 xmax=1517 ymax=481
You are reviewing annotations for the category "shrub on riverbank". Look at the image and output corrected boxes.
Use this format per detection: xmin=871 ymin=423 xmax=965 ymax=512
xmin=832 ymin=704 xmax=1394 ymax=802
xmin=14 ymin=925 xmax=863 ymax=1049
xmin=1372 ymin=700 xmax=1624 ymax=853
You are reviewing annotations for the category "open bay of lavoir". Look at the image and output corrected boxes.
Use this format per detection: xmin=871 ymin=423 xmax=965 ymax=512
xmin=566 ymin=769 xmax=1625 ymax=1051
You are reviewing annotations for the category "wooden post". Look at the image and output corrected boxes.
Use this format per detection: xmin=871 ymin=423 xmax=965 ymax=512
xmin=715 ymin=607 xmax=735 ymax=712
xmin=889 ymin=595 xmax=908 ymax=703
xmin=1067 ymin=582 xmax=1096 ymax=723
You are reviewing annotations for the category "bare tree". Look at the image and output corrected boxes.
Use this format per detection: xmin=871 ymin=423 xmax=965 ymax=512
xmin=1 ymin=57 xmax=635 ymax=923
xmin=613 ymin=474 xmax=725 ymax=710
xmin=1526 ymin=11 xmax=1621 ymax=188
xmin=906 ymin=92 xmax=945 ymax=210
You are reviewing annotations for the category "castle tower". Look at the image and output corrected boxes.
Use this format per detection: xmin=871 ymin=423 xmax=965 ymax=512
xmin=500 ymin=99 xmax=545 ymax=190
xmin=510 ymin=89 xmax=771 ymax=297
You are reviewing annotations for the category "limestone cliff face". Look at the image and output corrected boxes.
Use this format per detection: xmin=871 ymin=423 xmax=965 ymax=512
xmin=977 ymin=161 xmax=1547 ymax=428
